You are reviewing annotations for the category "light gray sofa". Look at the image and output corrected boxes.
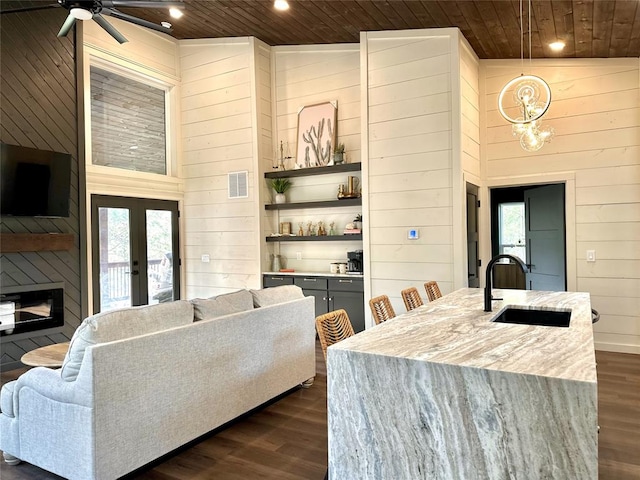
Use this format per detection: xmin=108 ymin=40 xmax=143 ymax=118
xmin=0 ymin=286 xmax=315 ymax=480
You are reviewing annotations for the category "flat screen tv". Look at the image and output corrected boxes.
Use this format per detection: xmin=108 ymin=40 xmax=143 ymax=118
xmin=1 ymin=143 xmax=72 ymax=217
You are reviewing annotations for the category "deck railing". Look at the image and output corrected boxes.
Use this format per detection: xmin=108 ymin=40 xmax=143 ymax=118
xmin=99 ymin=259 xmax=162 ymax=307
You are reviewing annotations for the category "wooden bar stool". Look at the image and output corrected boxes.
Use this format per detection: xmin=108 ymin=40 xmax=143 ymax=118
xmin=315 ymin=309 xmax=355 ymax=362
xmin=369 ymin=295 xmax=396 ymax=325
xmin=401 ymin=287 xmax=424 ymax=311
xmin=424 ymin=281 xmax=443 ymax=302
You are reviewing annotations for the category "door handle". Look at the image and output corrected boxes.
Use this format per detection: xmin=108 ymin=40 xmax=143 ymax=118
xmin=131 ymin=270 xmax=139 ymax=276
xmin=338 ymin=279 xmax=352 ymax=283
xmin=526 ymin=264 xmax=535 ymax=269
xmin=303 ymin=278 xmax=317 ymax=282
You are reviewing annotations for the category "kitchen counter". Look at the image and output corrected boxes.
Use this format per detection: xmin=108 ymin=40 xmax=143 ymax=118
xmin=327 ymin=288 xmax=597 ymax=479
xmin=262 ymin=271 xmax=363 ymax=279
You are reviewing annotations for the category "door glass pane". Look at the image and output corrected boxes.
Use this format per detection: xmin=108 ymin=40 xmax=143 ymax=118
xmin=146 ymin=209 xmax=174 ymax=304
xmin=98 ymin=207 xmax=131 ymax=311
xmin=499 ymin=202 xmax=526 ymax=261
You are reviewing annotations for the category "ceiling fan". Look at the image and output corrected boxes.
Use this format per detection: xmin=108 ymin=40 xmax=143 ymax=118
xmin=0 ymin=0 xmax=185 ymax=44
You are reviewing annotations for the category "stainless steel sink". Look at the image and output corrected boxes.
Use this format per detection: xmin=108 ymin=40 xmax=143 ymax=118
xmin=492 ymin=306 xmax=571 ymax=328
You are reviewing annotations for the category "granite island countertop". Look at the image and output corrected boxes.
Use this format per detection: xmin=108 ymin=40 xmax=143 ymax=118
xmin=332 ymin=288 xmax=596 ymax=383
xmin=327 ymin=288 xmax=598 ymax=480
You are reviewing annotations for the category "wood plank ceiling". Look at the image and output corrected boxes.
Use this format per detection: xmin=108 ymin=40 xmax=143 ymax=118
xmin=121 ymin=0 xmax=640 ymax=59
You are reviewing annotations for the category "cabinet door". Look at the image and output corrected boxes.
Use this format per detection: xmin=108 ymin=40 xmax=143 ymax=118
xmin=330 ymin=290 xmax=365 ymax=333
xmin=302 ymin=289 xmax=329 ymax=317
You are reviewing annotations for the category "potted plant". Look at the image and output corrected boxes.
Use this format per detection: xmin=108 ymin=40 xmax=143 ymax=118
xmin=333 ymin=143 xmax=345 ymax=164
xmin=353 ymin=214 xmax=362 ymax=230
xmin=270 ymin=178 xmax=292 ymax=204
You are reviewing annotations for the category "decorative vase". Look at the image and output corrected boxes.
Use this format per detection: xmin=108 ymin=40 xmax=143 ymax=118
xmin=275 ymin=193 xmax=286 ymax=204
xmin=333 ymin=153 xmax=344 ymax=164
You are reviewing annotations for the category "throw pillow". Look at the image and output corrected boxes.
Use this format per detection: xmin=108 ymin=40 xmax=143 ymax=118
xmin=191 ymin=289 xmax=253 ymax=322
xmin=61 ymin=300 xmax=194 ymax=382
xmin=250 ymin=285 xmax=304 ymax=307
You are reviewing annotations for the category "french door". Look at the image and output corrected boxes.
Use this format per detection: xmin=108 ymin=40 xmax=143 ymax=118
xmin=91 ymin=195 xmax=180 ymax=313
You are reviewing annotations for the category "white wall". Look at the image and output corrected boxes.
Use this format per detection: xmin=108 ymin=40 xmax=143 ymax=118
xmin=362 ymin=29 xmax=463 ymax=314
xmin=454 ymin=35 xmax=481 ymax=289
xmin=81 ymin=19 xmax=182 ymax=314
xmin=269 ymin=45 xmax=361 ymax=273
xmin=179 ymin=38 xmax=264 ymax=298
xmin=482 ymin=58 xmax=640 ymax=353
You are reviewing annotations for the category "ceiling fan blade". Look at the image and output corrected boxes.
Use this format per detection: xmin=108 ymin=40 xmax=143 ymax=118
xmin=102 ymin=8 xmax=172 ymax=34
xmin=103 ymin=1 xmax=184 ymax=8
xmin=1 ymin=4 xmax=59 ymax=14
xmin=93 ymin=13 xmax=128 ymax=44
xmin=57 ymin=14 xmax=76 ymax=37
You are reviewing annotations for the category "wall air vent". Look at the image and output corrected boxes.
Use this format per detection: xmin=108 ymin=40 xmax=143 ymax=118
xmin=228 ymin=171 xmax=248 ymax=199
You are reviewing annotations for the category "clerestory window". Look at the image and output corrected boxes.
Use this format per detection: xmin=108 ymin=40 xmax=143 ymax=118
xmin=90 ymin=65 xmax=168 ymax=175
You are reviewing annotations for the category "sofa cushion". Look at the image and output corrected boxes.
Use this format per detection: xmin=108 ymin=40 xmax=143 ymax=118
xmin=191 ymin=289 xmax=254 ymax=322
xmin=250 ymin=285 xmax=304 ymax=307
xmin=0 ymin=381 xmax=16 ymax=417
xmin=61 ymin=300 xmax=194 ymax=382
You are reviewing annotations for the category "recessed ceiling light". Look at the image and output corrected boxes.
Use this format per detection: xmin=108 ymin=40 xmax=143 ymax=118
xmin=169 ymin=7 xmax=183 ymax=19
xmin=549 ymin=41 xmax=565 ymax=51
xmin=274 ymin=0 xmax=289 ymax=11
xmin=161 ymin=21 xmax=172 ymax=29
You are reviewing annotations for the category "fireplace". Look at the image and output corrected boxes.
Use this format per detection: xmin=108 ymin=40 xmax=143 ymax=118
xmin=0 ymin=284 xmax=64 ymax=337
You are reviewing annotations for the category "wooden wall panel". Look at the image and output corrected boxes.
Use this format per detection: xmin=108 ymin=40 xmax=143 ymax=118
xmin=460 ymin=43 xmax=481 ymax=179
xmin=271 ymin=45 xmax=361 ymax=273
xmin=483 ymin=58 xmax=640 ymax=353
xmin=364 ymin=32 xmax=455 ymax=314
xmin=83 ymin=17 xmax=179 ymax=78
xmin=180 ymin=38 xmax=262 ymax=298
xmin=0 ymin=6 xmax=81 ymax=370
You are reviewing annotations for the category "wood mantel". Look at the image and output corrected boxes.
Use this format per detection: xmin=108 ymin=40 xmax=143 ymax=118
xmin=0 ymin=233 xmax=75 ymax=253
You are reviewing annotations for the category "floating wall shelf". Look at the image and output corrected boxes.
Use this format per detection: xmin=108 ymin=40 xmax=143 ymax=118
xmin=265 ymin=198 xmax=361 ymax=210
xmin=265 ymin=162 xmax=361 ymax=179
xmin=266 ymin=234 xmax=362 ymax=243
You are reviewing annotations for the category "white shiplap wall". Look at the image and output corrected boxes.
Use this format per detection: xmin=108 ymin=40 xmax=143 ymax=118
xmin=363 ymin=30 xmax=463 ymax=315
xmin=455 ymin=35 xmax=481 ymax=289
xmin=483 ymin=58 xmax=640 ymax=353
xmin=270 ymin=45 xmax=361 ymax=273
xmin=180 ymin=38 xmax=265 ymax=298
xmin=81 ymin=19 xmax=182 ymax=314
xmin=460 ymin=42 xmax=481 ymax=181
xmin=83 ymin=17 xmax=180 ymax=79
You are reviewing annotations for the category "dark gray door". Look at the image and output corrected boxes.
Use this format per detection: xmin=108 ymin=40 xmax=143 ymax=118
xmin=466 ymin=183 xmax=480 ymax=288
xmin=91 ymin=195 xmax=180 ymax=312
xmin=524 ymin=184 xmax=566 ymax=291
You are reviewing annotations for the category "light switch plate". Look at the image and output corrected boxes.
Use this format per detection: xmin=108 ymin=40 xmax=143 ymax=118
xmin=586 ymin=250 xmax=596 ymax=262
xmin=201 ymin=254 xmax=210 ymax=263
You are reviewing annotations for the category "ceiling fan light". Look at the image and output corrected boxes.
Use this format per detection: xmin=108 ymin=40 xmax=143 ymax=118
xmin=274 ymin=0 xmax=289 ymax=11
xmin=70 ymin=7 xmax=92 ymax=21
xmin=169 ymin=7 xmax=183 ymax=19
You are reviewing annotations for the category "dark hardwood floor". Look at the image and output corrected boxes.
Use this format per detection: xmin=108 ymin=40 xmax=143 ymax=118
xmin=1 ymin=346 xmax=638 ymax=479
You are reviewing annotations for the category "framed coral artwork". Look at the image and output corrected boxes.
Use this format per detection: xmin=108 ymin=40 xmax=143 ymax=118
xmin=295 ymin=101 xmax=337 ymax=168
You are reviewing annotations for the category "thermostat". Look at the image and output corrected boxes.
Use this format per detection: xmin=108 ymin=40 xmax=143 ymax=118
xmin=408 ymin=229 xmax=419 ymax=240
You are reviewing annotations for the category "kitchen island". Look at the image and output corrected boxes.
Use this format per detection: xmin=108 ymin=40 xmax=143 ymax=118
xmin=327 ymin=288 xmax=597 ymax=479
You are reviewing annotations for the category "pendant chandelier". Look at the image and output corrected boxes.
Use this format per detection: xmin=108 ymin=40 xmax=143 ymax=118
xmin=498 ymin=0 xmax=555 ymax=152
